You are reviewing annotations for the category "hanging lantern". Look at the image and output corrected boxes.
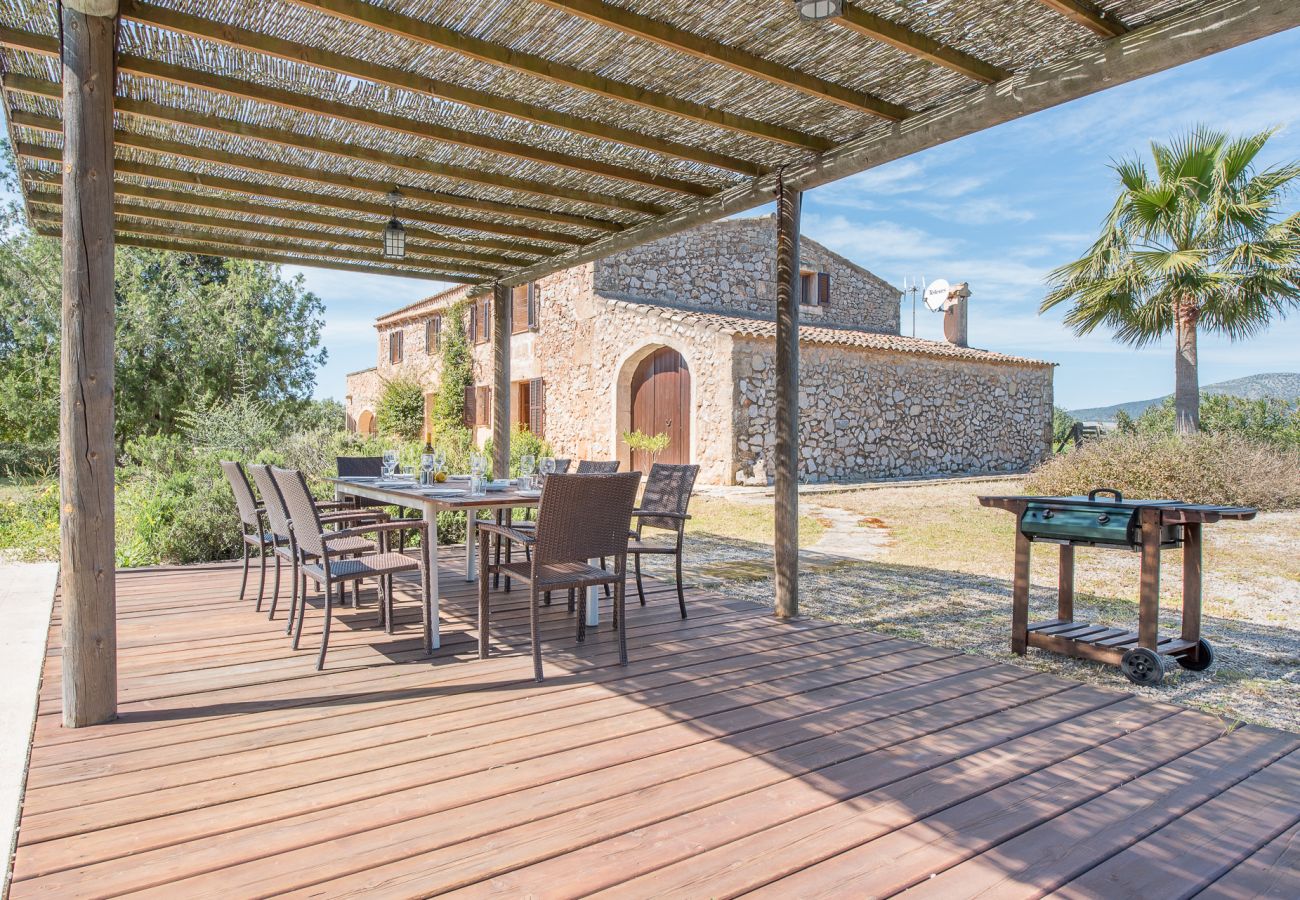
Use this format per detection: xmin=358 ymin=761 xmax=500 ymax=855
xmin=795 ymin=0 xmax=842 ymax=20
xmin=383 ymin=188 xmax=406 ymax=259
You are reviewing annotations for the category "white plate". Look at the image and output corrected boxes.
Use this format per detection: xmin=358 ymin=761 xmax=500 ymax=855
xmin=515 ymin=489 xmax=542 ymax=498
xmin=421 ymin=488 xmax=465 ymax=496
xmin=485 ymin=480 xmax=513 ymax=492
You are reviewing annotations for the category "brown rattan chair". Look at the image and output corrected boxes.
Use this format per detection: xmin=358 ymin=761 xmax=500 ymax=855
xmin=628 ymin=463 xmax=700 ymax=618
xmin=576 ymin=459 xmax=620 ymax=474
xmin=221 ymin=460 xmax=271 ymax=611
xmin=478 ymin=472 xmax=640 ymax=682
xmin=248 ymin=464 xmax=387 ymax=632
xmin=272 ymin=466 xmax=433 ymax=670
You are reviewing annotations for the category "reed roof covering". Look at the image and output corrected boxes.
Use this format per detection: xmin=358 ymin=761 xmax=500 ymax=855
xmin=1 ymin=0 xmax=1294 ymax=287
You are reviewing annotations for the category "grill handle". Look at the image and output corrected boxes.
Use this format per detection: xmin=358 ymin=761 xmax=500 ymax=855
xmin=1088 ymin=487 xmax=1123 ymax=502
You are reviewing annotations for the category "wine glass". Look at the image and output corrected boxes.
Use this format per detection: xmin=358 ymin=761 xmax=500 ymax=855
xmin=420 ymin=452 xmax=435 ymax=485
xmin=382 ymin=448 xmax=397 ymax=479
xmin=519 ymin=453 xmax=536 ymax=490
xmin=431 ymin=447 xmax=446 ymax=477
xmin=539 ymin=456 xmax=555 ymax=483
xmin=469 ymin=451 xmax=487 ymax=496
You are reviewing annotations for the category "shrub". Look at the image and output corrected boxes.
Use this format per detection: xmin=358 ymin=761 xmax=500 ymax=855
xmin=0 ymin=480 xmax=58 ymax=561
xmin=430 ymin=300 xmax=472 ymax=433
xmin=0 ymin=440 xmax=57 ymax=478
xmin=375 ymin=375 xmax=427 ymax=440
xmin=1024 ymin=432 xmax=1300 ymax=510
xmin=482 ymin=424 xmax=552 ymax=476
xmin=1134 ymin=394 xmax=1300 ymax=449
xmin=1051 ymin=407 xmax=1079 ymax=447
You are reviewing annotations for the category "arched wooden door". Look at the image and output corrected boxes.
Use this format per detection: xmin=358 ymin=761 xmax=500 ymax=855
xmin=630 ymin=347 xmax=691 ymax=470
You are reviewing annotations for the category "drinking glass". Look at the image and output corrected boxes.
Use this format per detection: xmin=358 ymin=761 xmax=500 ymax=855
xmin=469 ymin=452 xmax=487 ymax=496
xmin=539 ymin=456 xmax=555 ymax=482
xmin=420 ymin=453 xmax=435 ymax=486
xmin=519 ymin=454 xmax=536 ymax=490
xmin=382 ymin=448 xmax=397 ymax=479
xmin=432 ymin=448 xmax=446 ymax=476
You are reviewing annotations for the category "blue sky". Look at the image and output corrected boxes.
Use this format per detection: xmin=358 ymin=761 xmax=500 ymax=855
xmin=10 ymin=28 xmax=1300 ymax=410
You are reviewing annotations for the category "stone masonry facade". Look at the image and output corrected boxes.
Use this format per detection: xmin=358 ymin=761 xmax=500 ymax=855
xmin=346 ymin=216 xmax=1054 ymax=484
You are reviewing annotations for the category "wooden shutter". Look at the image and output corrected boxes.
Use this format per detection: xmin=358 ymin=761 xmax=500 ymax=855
xmin=389 ymin=330 xmax=403 ymax=364
xmin=476 ymin=386 xmax=491 ymax=425
xmin=528 ymin=285 xmax=538 ymax=330
xmin=463 ymin=383 xmax=475 ymax=427
xmin=512 ymin=284 xmax=530 ymax=333
xmin=467 ymin=304 xmax=477 ymax=342
xmin=529 ymin=377 xmax=544 ymax=437
xmin=479 ymin=299 xmax=491 ymax=344
xmin=433 ymin=315 xmax=442 ymax=351
xmin=817 ymin=272 xmax=831 ymax=306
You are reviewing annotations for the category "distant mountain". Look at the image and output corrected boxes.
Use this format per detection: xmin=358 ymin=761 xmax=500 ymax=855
xmin=1070 ymin=373 xmax=1300 ymax=422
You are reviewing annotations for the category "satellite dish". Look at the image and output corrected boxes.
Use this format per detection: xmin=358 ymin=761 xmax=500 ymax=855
xmin=923 ymin=278 xmax=951 ymax=312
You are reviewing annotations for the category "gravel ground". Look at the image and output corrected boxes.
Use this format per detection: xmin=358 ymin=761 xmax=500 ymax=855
xmin=640 ymin=480 xmax=1300 ymax=734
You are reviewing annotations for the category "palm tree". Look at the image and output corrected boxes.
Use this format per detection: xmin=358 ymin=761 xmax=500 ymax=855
xmin=1041 ymin=128 xmax=1300 ymax=434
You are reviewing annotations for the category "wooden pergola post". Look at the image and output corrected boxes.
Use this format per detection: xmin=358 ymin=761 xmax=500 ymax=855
xmin=773 ymin=181 xmax=801 ymax=619
xmin=491 ymin=281 xmax=511 ymax=480
xmin=59 ymin=0 xmax=119 ymax=728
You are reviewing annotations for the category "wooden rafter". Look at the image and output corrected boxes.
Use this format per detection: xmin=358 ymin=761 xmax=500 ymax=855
xmin=28 ymin=191 xmax=509 ymax=277
xmin=15 ymin=143 xmax=564 ymax=257
xmin=117 ymin=53 xmax=739 ymax=192
xmin=0 ymin=68 xmax=668 ymax=218
xmin=285 ymin=0 xmax=882 ymax=142
xmin=0 ymin=22 xmax=735 ymax=193
xmin=31 ymin=207 xmax=487 ymax=280
xmin=530 ymin=0 xmax=911 ymax=116
xmin=1035 ymin=0 xmax=1129 ymax=38
xmin=11 ymin=107 xmax=617 ymax=237
xmin=24 ymin=168 xmax=537 ymax=266
xmin=832 ymin=4 xmax=1011 ymax=84
xmin=119 ymin=0 xmax=829 ymax=157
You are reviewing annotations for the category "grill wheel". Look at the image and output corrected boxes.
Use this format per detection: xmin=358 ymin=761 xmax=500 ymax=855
xmin=1121 ymin=647 xmax=1165 ymax=686
xmin=1176 ymin=639 xmax=1216 ymax=672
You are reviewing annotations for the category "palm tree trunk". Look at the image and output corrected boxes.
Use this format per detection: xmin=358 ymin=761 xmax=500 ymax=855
xmin=1174 ymin=298 xmax=1200 ymax=436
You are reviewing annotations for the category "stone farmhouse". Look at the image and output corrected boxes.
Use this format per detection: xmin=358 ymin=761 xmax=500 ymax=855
xmin=346 ymin=216 xmax=1054 ymax=485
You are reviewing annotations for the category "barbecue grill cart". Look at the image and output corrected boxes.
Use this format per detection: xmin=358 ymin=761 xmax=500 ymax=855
xmin=979 ymin=489 xmax=1255 ymax=685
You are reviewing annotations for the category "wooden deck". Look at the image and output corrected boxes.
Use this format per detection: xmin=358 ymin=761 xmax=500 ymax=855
xmin=7 ymin=550 xmax=1299 ymax=898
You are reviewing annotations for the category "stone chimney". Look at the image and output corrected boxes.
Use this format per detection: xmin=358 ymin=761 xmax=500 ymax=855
xmin=942 ymin=282 xmax=970 ymax=347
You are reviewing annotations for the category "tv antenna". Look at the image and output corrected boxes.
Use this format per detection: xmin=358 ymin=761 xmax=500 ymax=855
xmin=902 ymin=275 xmax=925 ymax=337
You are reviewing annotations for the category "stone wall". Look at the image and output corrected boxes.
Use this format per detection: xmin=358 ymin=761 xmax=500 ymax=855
xmin=732 ymin=337 xmax=1053 ymax=483
xmin=593 ymin=215 xmax=899 ymax=333
xmin=344 ymin=367 xmax=381 ymax=433
xmin=531 ymin=264 xmax=737 ymax=483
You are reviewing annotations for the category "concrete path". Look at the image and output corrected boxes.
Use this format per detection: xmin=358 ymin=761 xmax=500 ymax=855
xmin=0 ymin=561 xmax=57 ymax=896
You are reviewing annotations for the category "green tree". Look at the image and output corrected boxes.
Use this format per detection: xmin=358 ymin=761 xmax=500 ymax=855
xmin=1041 ymin=127 xmax=1300 ymax=435
xmin=0 ymin=149 xmax=327 ymax=449
xmin=430 ymin=299 xmax=473 ymax=434
xmin=375 ymin=375 xmax=426 ymax=440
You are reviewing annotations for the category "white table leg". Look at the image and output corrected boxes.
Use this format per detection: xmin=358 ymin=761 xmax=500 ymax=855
xmin=465 ymin=509 xmax=478 ymax=582
xmin=424 ymin=501 xmax=440 ymax=649
xmin=586 ymin=558 xmax=600 ymax=627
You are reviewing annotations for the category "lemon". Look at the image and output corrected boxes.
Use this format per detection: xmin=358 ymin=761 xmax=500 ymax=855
xmin=435 ymin=471 xmax=447 ymax=483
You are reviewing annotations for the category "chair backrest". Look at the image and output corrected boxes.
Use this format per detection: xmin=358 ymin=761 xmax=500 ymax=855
xmin=220 ymin=460 xmax=261 ymax=529
xmin=534 ymin=473 xmax=640 ymax=565
xmin=271 ymin=467 xmax=327 ymax=559
xmin=576 ymin=459 xmax=619 ymax=474
xmin=639 ymin=463 xmax=700 ymax=531
xmin=248 ymin=463 xmax=291 ymax=543
xmin=337 ymin=456 xmax=383 ymax=477
xmin=551 ymin=458 xmax=572 ymax=474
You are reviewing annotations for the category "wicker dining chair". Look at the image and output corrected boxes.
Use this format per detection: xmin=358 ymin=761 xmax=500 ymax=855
xmin=478 ymin=472 xmax=640 ymax=682
xmin=221 ymin=460 xmax=271 ymax=611
xmin=576 ymin=459 xmax=620 ymax=474
xmin=337 ymin=455 xmax=419 ymax=549
xmin=272 ymin=466 xmax=433 ymax=670
xmin=628 ymin=463 xmax=700 ymax=618
xmin=248 ymin=464 xmax=387 ymax=632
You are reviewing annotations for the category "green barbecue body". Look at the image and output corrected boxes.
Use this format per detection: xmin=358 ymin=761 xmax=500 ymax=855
xmin=1020 ymin=502 xmax=1180 ymax=549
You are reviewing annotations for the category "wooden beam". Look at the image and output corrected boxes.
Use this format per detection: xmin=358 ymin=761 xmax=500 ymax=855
xmin=118 ymin=0 xmax=823 ymax=159
xmin=491 ymin=282 xmax=511 ymax=481
xmin=1035 ymin=0 xmax=1128 ymax=38
xmin=488 ymin=0 xmax=1300 ymax=291
xmin=36 ymin=225 xmax=475 ymax=283
xmin=531 ymin=0 xmax=910 ymax=118
xmin=287 ymin=0 xmax=851 ymax=145
xmin=116 ymin=53 xmax=740 ymax=192
xmin=772 ymin=180 xmax=800 ymax=620
xmin=33 ymin=193 xmax=510 ymax=276
xmin=32 ymin=207 xmax=486 ymax=279
xmin=832 ymin=5 xmax=1011 ymax=84
xmin=0 ymin=64 xmax=667 ymax=217
xmin=59 ymin=0 xmax=118 ymax=729
xmin=25 ymin=176 xmax=527 ymax=265
xmin=0 ymin=22 xmax=735 ymax=191
xmin=10 ymin=108 xmax=612 ymax=239
xmin=14 ymin=142 xmax=564 ymax=257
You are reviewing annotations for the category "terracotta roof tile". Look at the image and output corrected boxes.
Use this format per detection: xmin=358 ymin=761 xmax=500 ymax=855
xmin=602 ymin=298 xmax=1052 ymax=368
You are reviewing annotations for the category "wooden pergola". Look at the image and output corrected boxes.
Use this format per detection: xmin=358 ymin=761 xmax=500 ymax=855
xmin=2 ymin=0 xmax=1293 ymax=727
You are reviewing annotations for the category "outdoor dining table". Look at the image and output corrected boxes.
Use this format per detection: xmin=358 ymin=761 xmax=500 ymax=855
xmin=327 ymin=476 xmax=605 ymax=649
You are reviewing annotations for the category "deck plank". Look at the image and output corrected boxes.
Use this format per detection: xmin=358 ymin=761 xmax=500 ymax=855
xmin=7 ymin=553 xmax=1297 ymax=898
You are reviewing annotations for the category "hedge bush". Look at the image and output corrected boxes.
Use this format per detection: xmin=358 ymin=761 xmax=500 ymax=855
xmin=1025 ymin=432 xmax=1300 ymax=510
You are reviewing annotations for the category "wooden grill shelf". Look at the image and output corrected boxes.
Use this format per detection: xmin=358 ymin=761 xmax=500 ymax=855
xmin=979 ymin=494 xmax=1256 ymax=685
